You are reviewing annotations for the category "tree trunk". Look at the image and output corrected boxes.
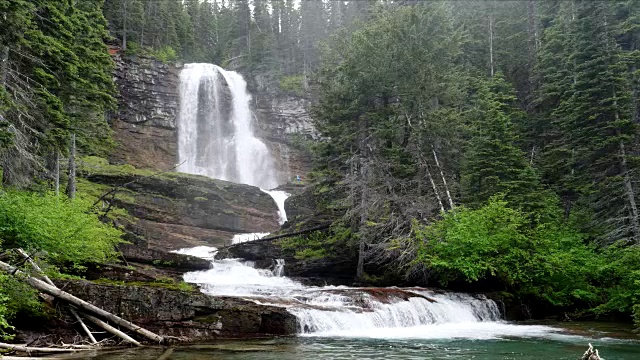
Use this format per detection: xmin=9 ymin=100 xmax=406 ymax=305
xmin=0 ymin=46 xmax=9 ymax=87
xmin=356 ymin=112 xmax=370 ymax=281
xmin=54 ymin=150 xmax=60 ymax=197
xmin=489 ymin=15 xmax=495 ymax=78
xmin=122 ymin=0 xmax=128 ymax=50
xmin=0 ymin=260 xmax=165 ymax=344
xmin=80 ymin=312 xmax=141 ymax=346
xmin=67 ymin=133 xmax=76 ymax=199
xmin=356 ymin=156 xmax=368 ymax=280
xmin=432 ymin=147 xmax=453 ymax=209
xmin=619 ymin=139 xmax=639 ymax=243
xmin=16 ymin=249 xmax=96 ymax=344
xmin=425 ymin=164 xmax=445 ymax=213
xmin=0 ymin=343 xmax=95 ymax=353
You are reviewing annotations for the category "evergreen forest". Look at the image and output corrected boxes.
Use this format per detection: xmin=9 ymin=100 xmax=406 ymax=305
xmin=2 ymin=0 xmax=640 ymax=343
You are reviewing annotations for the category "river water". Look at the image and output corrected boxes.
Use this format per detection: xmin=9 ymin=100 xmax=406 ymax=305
xmin=45 ymin=331 xmax=640 ymax=359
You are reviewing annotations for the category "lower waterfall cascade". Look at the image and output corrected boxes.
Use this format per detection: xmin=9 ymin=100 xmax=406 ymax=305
xmin=180 ymin=248 xmax=568 ymax=339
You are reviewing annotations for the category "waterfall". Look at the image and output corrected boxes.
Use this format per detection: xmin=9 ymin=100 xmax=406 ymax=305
xmin=273 ymin=259 xmax=285 ymax=277
xmin=177 ymin=63 xmax=279 ymax=189
xmin=181 ymin=249 xmax=505 ymax=337
xmin=261 ymin=189 xmax=290 ymax=225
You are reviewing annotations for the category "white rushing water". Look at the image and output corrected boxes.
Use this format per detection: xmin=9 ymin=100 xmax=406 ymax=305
xmin=179 ymin=246 xmax=565 ymax=339
xmin=261 ymin=189 xmax=290 ymax=225
xmin=177 ymin=63 xmax=279 ymax=189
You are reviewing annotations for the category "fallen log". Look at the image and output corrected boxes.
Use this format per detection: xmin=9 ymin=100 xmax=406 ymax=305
xmin=0 ymin=342 xmax=95 ymax=353
xmin=16 ymin=249 xmax=97 ymax=344
xmin=0 ymin=260 xmax=165 ymax=344
xmin=219 ymin=223 xmax=332 ymax=249
xmin=80 ymin=312 xmax=141 ymax=346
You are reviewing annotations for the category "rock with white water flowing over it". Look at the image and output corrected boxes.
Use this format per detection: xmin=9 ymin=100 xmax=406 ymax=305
xmin=177 ymin=63 xmax=280 ymax=189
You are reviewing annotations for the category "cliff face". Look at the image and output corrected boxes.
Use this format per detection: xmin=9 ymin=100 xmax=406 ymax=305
xmin=254 ymin=93 xmax=316 ymax=183
xmin=80 ymin=166 xmax=280 ymax=252
xmin=110 ymin=55 xmax=315 ymax=182
xmin=110 ymin=55 xmax=181 ymax=171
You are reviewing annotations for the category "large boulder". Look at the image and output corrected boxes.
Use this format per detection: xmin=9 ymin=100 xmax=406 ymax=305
xmin=79 ymin=159 xmax=280 ymax=251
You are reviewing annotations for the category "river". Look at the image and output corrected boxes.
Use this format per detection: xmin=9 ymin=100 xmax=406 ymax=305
xmin=43 ymin=328 xmax=640 ymax=359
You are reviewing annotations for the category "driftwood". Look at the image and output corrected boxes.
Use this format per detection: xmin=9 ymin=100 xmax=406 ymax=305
xmin=79 ymin=313 xmax=141 ymax=346
xmin=0 ymin=342 xmax=95 ymax=353
xmin=0 ymin=260 xmax=165 ymax=344
xmin=582 ymin=343 xmax=602 ymax=360
xmin=16 ymin=249 xmax=97 ymax=344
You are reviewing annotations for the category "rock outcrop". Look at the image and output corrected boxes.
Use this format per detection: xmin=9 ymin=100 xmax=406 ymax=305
xmin=217 ymin=239 xmax=357 ymax=285
xmin=57 ymin=280 xmax=298 ymax=340
xmin=109 ymin=55 xmax=315 ymax=180
xmin=254 ymin=93 xmax=317 ymax=181
xmin=110 ymin=55 xmax=181 ymax=171
xmin=80 ymin=160 xmax=280 ymax=252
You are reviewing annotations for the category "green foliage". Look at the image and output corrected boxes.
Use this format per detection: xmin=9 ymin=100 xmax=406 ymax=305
xmin=150 ymin=46 xmax=178 ymax=63
xmin=1 ymin=0 xmax=116 ymax=185
xmin=0 ymin=276 xmax=14 ymax=340
xmin=461 ymin=76 xmax=546 ymax=215
xmin=0 ymin=191 xmax=123 ymax=266
xmin=0 ymin=273 xmax=48 ymax=340
xmin=595 ymin=244 xmax=640 ymax=325
xmin=279 ymin=75 xmax=305 ymax=96
xmin=415 ymin=196 xmax=599 ymax=307
xmin=79 ymin=156 xmax=153 ymax=177
xmin=279 ymin=231 xmax=332 ymax=260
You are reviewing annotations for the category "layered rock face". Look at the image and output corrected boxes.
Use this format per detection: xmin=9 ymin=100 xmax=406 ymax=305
xmin=59 ymin=280 xmax=297 ymax=340
xmin=110 ymin=55 xmax=181 ymax=171
xmin=253 ymin=93 xmax=317 ymax=182
xmin=83 ymin=170 xmax=280 ymax=252
xmin=110 ymin=55 xmax=315 ymax=180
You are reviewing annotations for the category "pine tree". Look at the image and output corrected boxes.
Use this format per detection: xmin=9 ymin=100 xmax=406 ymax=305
xmin=537 ymin=1 xmax=639 ymax=243
xmin=461 ymin=75 xmax=545 ymax=214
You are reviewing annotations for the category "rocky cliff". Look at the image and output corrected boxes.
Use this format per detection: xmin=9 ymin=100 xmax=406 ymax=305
xmin=110 ymin=55 xmax=315 ymax=182
xmin=79 ymin=158 xmax=280 ymax=254
xmin=110 ymin=55 xmax=181 ymax=171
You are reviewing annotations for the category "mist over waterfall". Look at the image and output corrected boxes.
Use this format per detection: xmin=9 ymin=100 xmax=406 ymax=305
xmin=178 ymin=63 xmax=279 ymax=189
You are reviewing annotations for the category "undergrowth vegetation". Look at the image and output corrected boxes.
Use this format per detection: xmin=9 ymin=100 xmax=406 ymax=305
xmin=0 ymin=190 xmax=124 ymax=338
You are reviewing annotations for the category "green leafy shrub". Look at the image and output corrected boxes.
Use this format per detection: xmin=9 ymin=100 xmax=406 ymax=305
xmin=0 ymin=191 xmax=124 ymax=267
xmin=151 ymin=46 xmax=178 ymax=63
xmin=279 ymin=75 xmax=305 ymax=96
xmin=594 ymin=245 xmax=640 ymax=325
xmin=414 ymin=196 xmax=599 ymax=307
xmin=0 ymin=273 xmax=47 ymax=340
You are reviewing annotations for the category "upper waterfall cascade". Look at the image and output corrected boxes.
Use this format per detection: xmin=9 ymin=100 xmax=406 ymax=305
xmin=177 ymin=63 xmax=279 ymax=189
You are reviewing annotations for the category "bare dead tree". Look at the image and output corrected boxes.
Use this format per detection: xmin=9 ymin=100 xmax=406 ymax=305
xmin=67 ymin=133 xmax=76 ymax=199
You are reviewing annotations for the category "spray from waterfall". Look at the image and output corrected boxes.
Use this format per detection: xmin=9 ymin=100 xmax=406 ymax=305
xmin=177 ymin=63 xmax=279 ymax=189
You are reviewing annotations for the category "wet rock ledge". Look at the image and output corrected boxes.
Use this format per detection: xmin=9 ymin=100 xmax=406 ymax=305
xmin=57 ymin=280 xmax=298 ymax=341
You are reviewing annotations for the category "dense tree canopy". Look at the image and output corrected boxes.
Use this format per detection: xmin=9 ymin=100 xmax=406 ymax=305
xmin=3 ymin=0 xmax=640 ymax=330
